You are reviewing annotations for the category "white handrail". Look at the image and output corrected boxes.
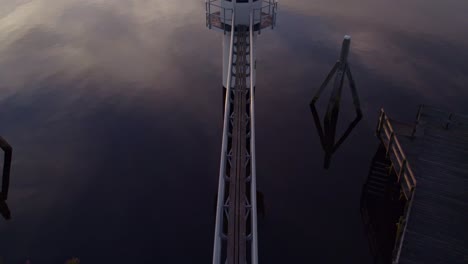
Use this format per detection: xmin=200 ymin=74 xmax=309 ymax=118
xmin=212 ymin=12 xmax=235 ymax=264
xmin=249 ymin=11 xmax=259 ymax=264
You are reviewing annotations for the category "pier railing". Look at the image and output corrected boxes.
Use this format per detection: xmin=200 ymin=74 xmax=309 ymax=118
xmin=392 ymin=191 xmax=415 ymax=264
xmin=376 ymin=109 xmax=417 ymax=200
xmin=377 ymin=109 xmax=418 ymax=263
xmin=415 ymin=104 xmax=468 ymax=131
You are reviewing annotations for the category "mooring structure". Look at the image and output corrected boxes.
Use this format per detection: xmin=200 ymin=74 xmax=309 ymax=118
xmin=310 ymin=36 xmax=362 ymax=169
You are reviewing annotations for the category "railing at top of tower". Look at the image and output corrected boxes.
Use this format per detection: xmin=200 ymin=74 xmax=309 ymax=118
xmin=206 ymin=0 xmax=277 ymax=33
xmin=206 ymin=0 xmax=234 ymax=34
xmin=253 ymin=0 xmax=278 ymax=33
xmin=205 ymin=0 xmax=232 ymax=33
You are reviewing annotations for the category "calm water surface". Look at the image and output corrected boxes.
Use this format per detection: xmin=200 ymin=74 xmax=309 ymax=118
xmin=0 ymin=0 xmax=467 ymax=263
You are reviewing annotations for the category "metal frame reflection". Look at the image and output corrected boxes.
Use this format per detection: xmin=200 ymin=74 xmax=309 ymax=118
xmin=0 ymin=137 xmax=12 ymax=220
xmin=310 ymin=36 xmax=362 ymax=169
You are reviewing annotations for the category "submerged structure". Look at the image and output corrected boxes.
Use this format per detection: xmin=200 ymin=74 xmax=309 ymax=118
xmin=205 ymin=0 xmax=277 ymax=263
xmin=361 ymin=105 xmax=468 ymax=263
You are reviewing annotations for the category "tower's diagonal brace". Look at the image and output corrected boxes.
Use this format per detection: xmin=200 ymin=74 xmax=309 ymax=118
xmin=346 ymin=65 xmax=363 ymax=118
xmin=310 ymin=103 xmax=326 ymax=147
xmin=332 ymin=113 xmax=362 ymax=153
xmin=311 ymin=62 xmax=339 ymax=104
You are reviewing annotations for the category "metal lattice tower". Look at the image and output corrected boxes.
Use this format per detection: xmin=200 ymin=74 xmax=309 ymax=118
xmin=205 ymin=1 xmax=278 ymax=263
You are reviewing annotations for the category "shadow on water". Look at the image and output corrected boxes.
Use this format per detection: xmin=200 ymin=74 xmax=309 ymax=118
xmin=360 ymin=143 xmax=407 ymax=264
xmin=309 ymin=36 xmax=362 ymax=169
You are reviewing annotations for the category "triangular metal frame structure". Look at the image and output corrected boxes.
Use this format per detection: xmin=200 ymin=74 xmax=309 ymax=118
xmin=310 ymin=36 xmax=363 ymax=169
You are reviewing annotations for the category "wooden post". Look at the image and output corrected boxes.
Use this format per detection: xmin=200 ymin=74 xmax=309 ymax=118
xmin=399 ymin=159 xmax=407 ymax=184
xmin=377 ymin=109 xmax=385 ymax=136
xmin=386 ymin=132 xmax=395 ymax=158
xmin=446 ymin=113 xmax=453 ymax=129
xmin=416 ymin=104 xmax=423 ymax=121
xmin=340 ymin=36 xmax=351 ymax=64
xmin=388 ymin=163 xmax=394 ymax=176
xmin=411 ymin=106 xmax=423 ymax=138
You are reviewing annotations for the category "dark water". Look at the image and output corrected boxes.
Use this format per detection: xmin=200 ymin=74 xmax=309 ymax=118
xmin=0 ymin=0 xmax=467 ymax=263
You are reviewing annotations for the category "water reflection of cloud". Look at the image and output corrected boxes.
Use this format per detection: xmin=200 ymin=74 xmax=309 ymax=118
xmin=271 ymin=5 xmax=468 ymax=113
xmin=348 ymin=29 xmax=468 ymax=108
xmin=0 ymin=0 xmax=467 ymax=262
xmin=0 ymin=74 xmax=220 ymax=263
xmin=2 ymin=0 xmax=467 ymax=108
xmin=285 ymin=0 xmax=468 ymax=45
xmin=0 ymin=2 xmax=221 ymax=261
xmin=0 ymin=0 xmax=212 ymax=100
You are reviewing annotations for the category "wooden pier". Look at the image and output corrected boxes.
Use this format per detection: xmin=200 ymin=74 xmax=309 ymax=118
xmin=361 ymin=105 xmax=468 ymax=264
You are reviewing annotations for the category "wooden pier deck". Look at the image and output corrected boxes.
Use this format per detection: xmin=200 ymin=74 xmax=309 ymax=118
xmin=376 ymin=106 xmax=468 ymax=263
